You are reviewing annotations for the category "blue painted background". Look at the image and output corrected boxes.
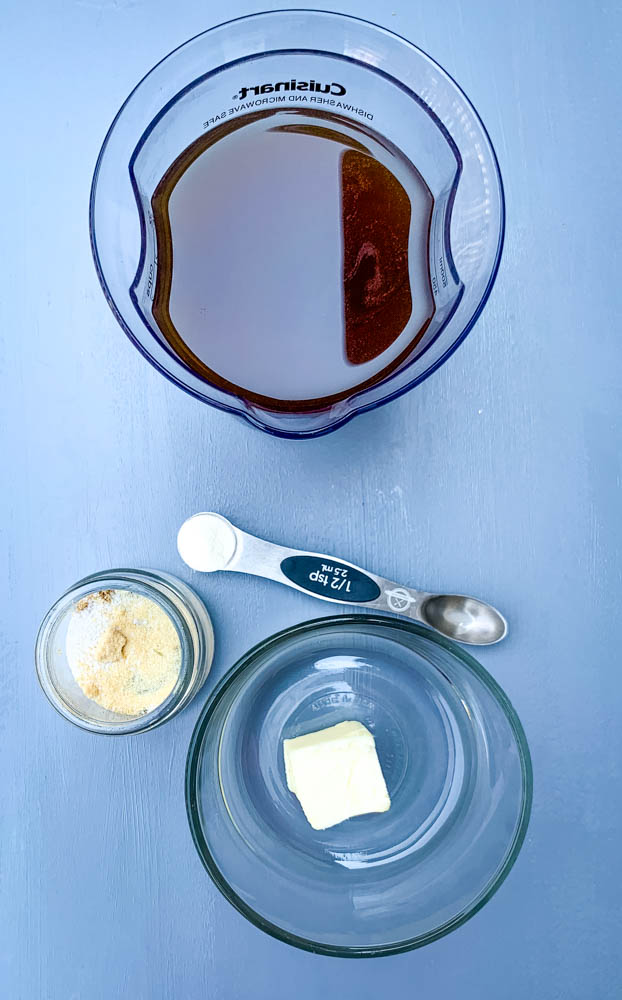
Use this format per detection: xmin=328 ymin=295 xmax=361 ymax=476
xmin=2 ymin=1 xmax=621 ymax=997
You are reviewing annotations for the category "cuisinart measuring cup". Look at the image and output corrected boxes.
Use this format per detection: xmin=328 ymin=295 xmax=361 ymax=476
xmin=91 ymin=10 xmax=504 ymax=437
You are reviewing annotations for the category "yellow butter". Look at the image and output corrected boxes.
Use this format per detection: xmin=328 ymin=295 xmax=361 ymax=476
xmin=283 ymin=720 xmax=391 ymax=830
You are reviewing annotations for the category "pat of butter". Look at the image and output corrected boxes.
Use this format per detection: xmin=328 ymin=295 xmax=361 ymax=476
xmin=283 ymin=720 xmax=391 ymax=830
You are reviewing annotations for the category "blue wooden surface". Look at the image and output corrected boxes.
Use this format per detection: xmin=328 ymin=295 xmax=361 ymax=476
xmin=2 ymin=1 xmax=621 ymax=997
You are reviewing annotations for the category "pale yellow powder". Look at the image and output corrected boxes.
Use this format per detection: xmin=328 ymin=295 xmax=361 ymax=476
xmin=65 ymin=589 xmax=182 ymax=716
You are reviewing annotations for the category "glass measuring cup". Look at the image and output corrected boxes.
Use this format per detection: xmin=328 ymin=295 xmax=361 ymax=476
xmin=90 ymin=10 xmax=504 ymax=437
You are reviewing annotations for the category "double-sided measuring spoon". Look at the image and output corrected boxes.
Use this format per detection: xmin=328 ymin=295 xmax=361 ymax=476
xmin=177 ymin=513 xmax=507 ymax=645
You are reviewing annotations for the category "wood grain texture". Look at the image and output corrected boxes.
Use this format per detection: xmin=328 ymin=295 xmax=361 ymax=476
xmin=1 ymin=0 xmax=621 ymax=997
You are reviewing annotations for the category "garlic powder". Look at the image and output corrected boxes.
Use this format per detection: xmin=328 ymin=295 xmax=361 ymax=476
xmin=66 ymin=589 xmax=181 ymax=716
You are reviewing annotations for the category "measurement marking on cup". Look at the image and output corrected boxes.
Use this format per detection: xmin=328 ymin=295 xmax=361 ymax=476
xmin=438 ymin=256 xmax=447 ymax=288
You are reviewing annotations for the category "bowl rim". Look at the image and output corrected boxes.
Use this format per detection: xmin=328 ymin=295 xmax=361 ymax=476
xmin=185 ymin=613 xmax=532 ymax=957
xmin=89 ymin=8 xmax=505 ymax=439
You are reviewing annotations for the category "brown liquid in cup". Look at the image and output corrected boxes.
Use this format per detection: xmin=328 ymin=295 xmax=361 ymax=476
xmin=149 ymin=110 xmax=434 ymax=412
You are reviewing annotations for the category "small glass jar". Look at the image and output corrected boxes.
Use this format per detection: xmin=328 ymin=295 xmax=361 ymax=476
xmin=35 ymin=569 xmax=214 ymax=734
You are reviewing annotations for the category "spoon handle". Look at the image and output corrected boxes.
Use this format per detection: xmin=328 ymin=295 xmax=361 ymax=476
xmin=230 ymin=526 xmax=429 ymax=620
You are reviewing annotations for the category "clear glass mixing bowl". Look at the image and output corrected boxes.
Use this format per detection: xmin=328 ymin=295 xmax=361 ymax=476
xmin=91 ymin=10 xmax=504 ymax=437
xmin=186 ymin=615 xmax=531 ymax=956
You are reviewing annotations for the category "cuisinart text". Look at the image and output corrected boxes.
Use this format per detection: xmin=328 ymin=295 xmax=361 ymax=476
xmin=235 ymin=80 xmax=346 ymax=99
